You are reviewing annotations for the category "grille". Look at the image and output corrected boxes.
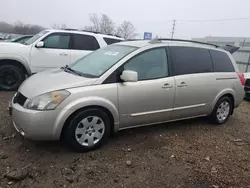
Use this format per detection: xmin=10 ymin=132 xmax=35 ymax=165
xmin=13 ymin=92 xmax=27 ymax=106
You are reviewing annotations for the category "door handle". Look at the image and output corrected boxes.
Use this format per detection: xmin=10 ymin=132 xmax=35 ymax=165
xmin=59 ymin=52 xmax=68 ymax=56
xmin=162 ymin=83 xmax=173 ymax=89
xmin=177 ymin=82 xmax=187 ymax=87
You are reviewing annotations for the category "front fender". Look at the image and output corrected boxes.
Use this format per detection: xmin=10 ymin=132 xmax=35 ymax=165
xmin=52 ymin=96 xmax=119 ymax=139
xmin=0 ymin=53 xmax=31 ymax=75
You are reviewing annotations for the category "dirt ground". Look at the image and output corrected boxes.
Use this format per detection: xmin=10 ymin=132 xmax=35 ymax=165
xmin=0 ymin=91 xmax=250 ymax=188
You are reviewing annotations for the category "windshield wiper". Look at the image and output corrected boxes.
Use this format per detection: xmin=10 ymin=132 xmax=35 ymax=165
xmin=61 ymin=65 xmax=83 ymax=77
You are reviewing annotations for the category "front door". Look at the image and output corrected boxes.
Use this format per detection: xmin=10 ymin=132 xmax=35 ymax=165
xmin=30 ymin=33 xmax=71 ymax=73
xmin=118 ymin=47 xmax=175 ymax=128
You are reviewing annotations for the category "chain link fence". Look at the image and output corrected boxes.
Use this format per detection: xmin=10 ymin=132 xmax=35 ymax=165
xmin=233 ymin=47 xmax=250 ymax=72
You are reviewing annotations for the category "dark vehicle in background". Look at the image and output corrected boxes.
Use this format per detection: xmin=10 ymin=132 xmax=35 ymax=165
xmin=244 ymin=72 xmax=250 ymax=100
xmin=11 ymin=35 xmax=33 ymax=44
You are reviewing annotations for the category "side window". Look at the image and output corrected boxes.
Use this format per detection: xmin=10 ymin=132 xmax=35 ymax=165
xmin=210 ymin=50 xmax=234 ymax=72
xmin=18 ymin=39 xmax=25 ymax=44
xmin=72 ymin=34 xmax=100 ymax=51
xmin=124 ymin=48 xmax=168 ymax=80
xmin=171 ymin=46 xmax=213 ymax=76
xmin=43 ymin=33 xmax=70 ymax=49
xmin=103 ymin=37 xmax=122 ymax=45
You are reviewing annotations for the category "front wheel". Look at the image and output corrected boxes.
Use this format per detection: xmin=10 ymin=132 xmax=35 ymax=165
xmin=63 ymin=108 xmax=111 ymax=152
xmin=0 ymin=64 xmax=25 ymax=91
xmin=210 ymin=96 xmax=233 ymax=124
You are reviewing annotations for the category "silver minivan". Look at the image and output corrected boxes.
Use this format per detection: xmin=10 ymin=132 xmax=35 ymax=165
xmin=9 ymin=39 xmax=245 ymax=152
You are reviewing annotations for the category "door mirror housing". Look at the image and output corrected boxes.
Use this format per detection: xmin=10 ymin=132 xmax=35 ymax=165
xmin=120 ymin=70 xmax=138 ymax=82
xmin=36 ymin=41 xmax=44 ymax=48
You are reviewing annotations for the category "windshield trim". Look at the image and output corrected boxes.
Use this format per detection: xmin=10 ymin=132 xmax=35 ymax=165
xmin=69 ymin=45 xmax=138 ymax=78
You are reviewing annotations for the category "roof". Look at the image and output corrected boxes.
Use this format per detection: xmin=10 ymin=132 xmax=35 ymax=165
xmin=117 ymin=39 xmax=218 ymax=50
xmin=117 ymin=40 xmax=151 ymax=47
xmin=45 ymin=29 xmax=124 ymax=40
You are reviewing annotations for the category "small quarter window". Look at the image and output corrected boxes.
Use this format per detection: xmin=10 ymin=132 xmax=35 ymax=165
xmin=210 ymin=50 xmax=234 ymax=72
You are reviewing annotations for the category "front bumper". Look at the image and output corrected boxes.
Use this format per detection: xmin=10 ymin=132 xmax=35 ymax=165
xmin=9 ymin=100 xmax=61 ymax=140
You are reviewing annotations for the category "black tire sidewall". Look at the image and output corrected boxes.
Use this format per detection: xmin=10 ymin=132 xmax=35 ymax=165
xmin=64 ymin=108 xmax=111 ymax=152
xmin=211 ymin=96 xmax=233 ymax=124
xmin=0 ymin=64 xmax=25 ymax=91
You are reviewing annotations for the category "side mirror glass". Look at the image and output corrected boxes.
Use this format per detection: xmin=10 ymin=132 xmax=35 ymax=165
xmin=36 ymin=41 xmax=44 ymax=48
xmin=120 ymin=70 xmax=138 ymax=82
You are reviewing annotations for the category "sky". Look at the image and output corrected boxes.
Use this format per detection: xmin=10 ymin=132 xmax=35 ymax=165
xmin=1 ymin=0 xmax=250 ymax=39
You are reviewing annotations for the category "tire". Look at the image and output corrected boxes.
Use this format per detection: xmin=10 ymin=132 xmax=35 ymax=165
xmin=63 ymin=108 xmax=111 ymax=152
xmin=0 ymin=64 xmax=25 ymax=91
xmin=210 ymin=96 xmax=233 ymax=125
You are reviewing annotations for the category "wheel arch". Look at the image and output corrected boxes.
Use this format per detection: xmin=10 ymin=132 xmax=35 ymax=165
xmin=0 ymin=57 xmax=31 ymax=75
xmin=212 ymin=90 xmax=235 ymax=115
xmin=60 ymin=105 xmax=115 ymax=140
xmin=53 ymin=96 xmax=119 ymax=140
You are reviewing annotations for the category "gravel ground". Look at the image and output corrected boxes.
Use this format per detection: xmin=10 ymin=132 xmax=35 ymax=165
xmin=0 ymin=91 xmax=250 ymax=188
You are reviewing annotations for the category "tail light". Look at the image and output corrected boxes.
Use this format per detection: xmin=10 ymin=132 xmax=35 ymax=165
xmin=237 ymin=72 xmax=245 ymax=85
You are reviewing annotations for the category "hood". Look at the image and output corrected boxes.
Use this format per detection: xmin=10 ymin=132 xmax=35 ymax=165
xmin=0 ymin=41 xmax=24 ymax=47
xmin=0 ymin=42 xmax=29 ymax=55
xmin=19 ymin=68 xmax=98 ymax=98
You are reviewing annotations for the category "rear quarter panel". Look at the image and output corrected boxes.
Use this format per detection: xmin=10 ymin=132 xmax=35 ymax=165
xmin=212 ymin=72 xmax=244 ymax=111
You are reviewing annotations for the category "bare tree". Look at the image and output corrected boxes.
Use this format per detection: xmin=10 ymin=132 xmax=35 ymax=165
xmin=85 ymin=13 xmax=115 ymax=34
xmin=100 ymin=14 xmax=115 ymax=34
xmin=0 ymin=21 xmax=44 ymax=35
xmin=13 ymin=21 xmax=44 ymax=35
xmin=116 ymin=21 xmax=137 ymax=39
xmin=0 ymin=21 xmax=14 ymax=33
xmin=84 ymin=13 xmax=100 ymax=32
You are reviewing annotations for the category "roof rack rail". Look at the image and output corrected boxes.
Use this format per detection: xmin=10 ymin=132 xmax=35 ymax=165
xmin=150 ymin=38 xmax=219 ymax=48
xmin=124 ymin=39 xmax=144 ymax=41
xmin=64 ymin=28 xmax=79 ymax=31
xmin=63 ymin=28 xmax=122 ymax=38
xmin=81 ymin=30 xmax=101 ymax=34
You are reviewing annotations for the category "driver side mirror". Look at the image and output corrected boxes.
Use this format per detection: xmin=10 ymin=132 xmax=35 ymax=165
xmin=120 ymin=70 xmax=138 ymax=82
xmin=36 ymin=41 xmax=44 ymax=48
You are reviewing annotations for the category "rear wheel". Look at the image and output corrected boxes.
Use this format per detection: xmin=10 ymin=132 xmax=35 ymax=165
xmin=63 ymin=108 xmax=111 ymax=152
xmin=0 ymin=64 xmax=25 ymax=91
xmin=210 ymin=96 xmax=233 ymax=124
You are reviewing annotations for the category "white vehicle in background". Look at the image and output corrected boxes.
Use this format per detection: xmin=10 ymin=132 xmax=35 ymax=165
xmin=0 ymin=29 xmax=123 ymax=90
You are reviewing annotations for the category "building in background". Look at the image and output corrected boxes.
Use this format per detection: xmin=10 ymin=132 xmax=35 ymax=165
xmin=192 ymin=36 xmax=250 ymax=47
xmin=192 ymin=36 xmax=250 ymax=73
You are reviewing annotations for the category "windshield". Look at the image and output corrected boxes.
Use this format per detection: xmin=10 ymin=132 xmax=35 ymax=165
xmin=69 ymin=45 xmax=137 ymax=77
xmin=25 ymin=30 xmax=49 ymax=45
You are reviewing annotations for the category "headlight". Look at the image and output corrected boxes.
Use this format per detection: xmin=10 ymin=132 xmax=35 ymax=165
xmin=24 ymin=90 xmax=70 ymax=110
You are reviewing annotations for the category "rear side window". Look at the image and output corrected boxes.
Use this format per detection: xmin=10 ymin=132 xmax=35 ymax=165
xmin=170 ymin=46 xmax=213 ymax=75
xmin=103 ymin=37 xmax=122 ymax=45
xmin=210 ymin=50 xmax=234 ymax=72
xmin=72 ymin=34 xmax=100 ymax=51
